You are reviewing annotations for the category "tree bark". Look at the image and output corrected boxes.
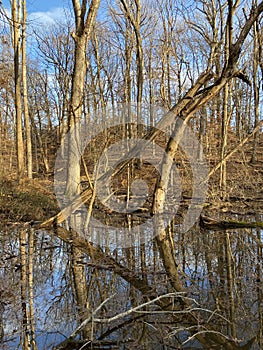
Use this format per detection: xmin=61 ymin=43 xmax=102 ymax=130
xmin=66 ymin=0 xmax=101 ymax=197
xmin=21 ymin=0 xmax=32 ymax=178
xmin=251 ymin=14 xmax=260 ymax=163
xmin=11 ymin=0 xmax=25 ymax=178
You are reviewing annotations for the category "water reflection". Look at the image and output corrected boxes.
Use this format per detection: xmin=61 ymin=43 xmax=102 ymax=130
xmin=0 ymin=219 xmax=262 ymax=349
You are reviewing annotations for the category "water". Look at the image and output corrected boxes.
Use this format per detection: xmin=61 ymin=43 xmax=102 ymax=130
xmin=0 ymin=218 xmax=262 ymax=349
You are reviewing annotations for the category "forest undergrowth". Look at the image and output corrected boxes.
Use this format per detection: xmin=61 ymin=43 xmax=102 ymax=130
xmin=0 ymin=132 xmax=262 ymax=227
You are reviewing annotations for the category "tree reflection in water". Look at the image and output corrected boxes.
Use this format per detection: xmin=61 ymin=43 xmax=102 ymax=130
xmin=0 ymin=219 xmax=262 ymax=349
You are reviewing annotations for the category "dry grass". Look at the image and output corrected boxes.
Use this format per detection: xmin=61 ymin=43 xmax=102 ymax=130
xmin=0 ymin=177 xmax=59 ymax=225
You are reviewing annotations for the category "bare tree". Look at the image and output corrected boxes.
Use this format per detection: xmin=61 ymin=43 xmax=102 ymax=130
xmin=66 ymin=0 xmax=101 ymax=197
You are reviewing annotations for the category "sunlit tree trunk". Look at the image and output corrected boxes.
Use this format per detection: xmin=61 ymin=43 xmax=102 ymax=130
xmin=120 ymin=0 xmax=144 ymax=131
xmin=11 ymin=0 xmax=25 ymax=178
xmin=220 ymin=0 xmax=239 ymax=195
xmin=147 ymin=39 xmax=154 ymax=125
xmin=251 ymin=15 xmax=260 ymax=163
xmin=159 ymin=2 xmax=174 ymax=109
xmin=66 ymin=1 xmax=100 ymax=342
xmin=220 ymin=82 xmax=230 ymax=195
xmin=92 ymin=32 xmax=106 ymax=118
xmin=66 ymin=0 xmax=100 ymax=197
xmin=21 ymin=0 xmax=32 ymax=178
xmin=30 ymin=110 xmax=50 ymax=173
xmin=123 ymin=17 xmax=132 ymax=125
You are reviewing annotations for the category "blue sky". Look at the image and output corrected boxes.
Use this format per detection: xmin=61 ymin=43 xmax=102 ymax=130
xmin=26 ymin=0 xmax=69 ymax=13
xmin=1 ymin=0 xmax=70 ymax=25
xmin=1 ymin=0 xmax=108 ymax=26
xmin=2 ymin=0 xmax=67 ymax=12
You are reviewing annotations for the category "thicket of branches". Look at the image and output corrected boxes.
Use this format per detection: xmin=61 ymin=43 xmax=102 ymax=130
xmin=0 ymin=0 xmax=262 ymax=185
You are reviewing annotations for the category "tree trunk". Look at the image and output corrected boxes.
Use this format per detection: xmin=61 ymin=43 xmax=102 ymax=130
xmin=11 ymin=0 xmax=25 ymax=178
xmin=21 ymin=0 xmax=32 ymax=178
xmin=119 ymin=0 xmax=144 ymax=130
xmin=251 ymin=17 xmax=260 ymax=163
xmin=65 ymin=0 xmax=100 ymax=342
xmin=66 ymin=0 xmax=100 ymax=197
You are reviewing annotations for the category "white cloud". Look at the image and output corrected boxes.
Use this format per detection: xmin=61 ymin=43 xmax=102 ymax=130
xmin=0 ymin=6 xmax=69 ymax=29
xmin=28 ymin=7 xmax=69 ymax=26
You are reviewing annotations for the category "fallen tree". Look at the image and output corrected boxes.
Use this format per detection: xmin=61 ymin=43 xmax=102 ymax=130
xmin=200 ymin=215 xmax=263 ymax=230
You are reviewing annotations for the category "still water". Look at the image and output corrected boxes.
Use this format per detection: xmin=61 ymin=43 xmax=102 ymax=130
xmin=0 ymin=219 xmax=262 ymax=349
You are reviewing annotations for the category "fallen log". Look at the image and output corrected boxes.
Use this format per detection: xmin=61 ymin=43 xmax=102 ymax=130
xmin=200 ymin=215 xmax=263 ymax=230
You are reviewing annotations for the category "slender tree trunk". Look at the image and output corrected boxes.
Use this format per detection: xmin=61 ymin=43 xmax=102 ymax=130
xmin=19 ymin=229 xmax=30 ymax=350
xmin=225 ymin=232 xmax=237 ymax=338
xmin=148 ymin=40 xmax=154 ymax=126
xmin=220 ymin=83 xmax=229 ymax=195
xmin=93 ymin=32 xmax=106 ymax=117
xmin=135 ymin=0 xmax=144 ymax=129
xmin=251 ymin=17 xmax=260 ymax=163
xmin=28 ymin=227 xmax=38 ymax=350
xmin=11 ymin=0 xmax=25 ymax=178
xmin=119 ymin=0 xmax=144 ymax=132
xmin=21 ymin=0 xmax=32 ymax=178
xmin=256 ymin=227 xmax=263 ymax=347
xmin=31 ymin=111 xmax=50 ymax=173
